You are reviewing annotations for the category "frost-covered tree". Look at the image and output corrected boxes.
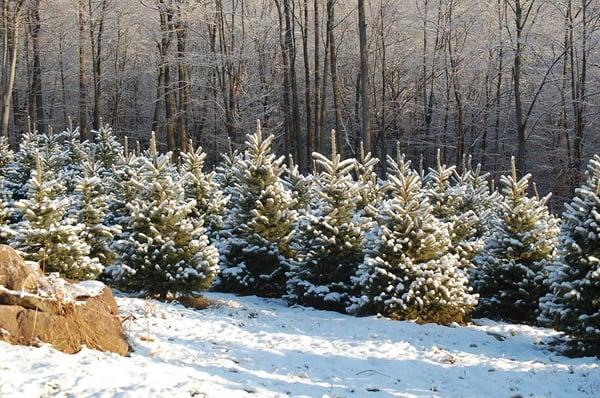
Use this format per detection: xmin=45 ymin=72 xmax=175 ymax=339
xmin=0 ymin=176 xmax=12 ymax=244
xmin=217 ymin=121 xmax=297 ymax=297
xmin=7 ymin=130 xmax=40 ymax=199
xmin=215 ymin=146 xmax=243 ymax=211
xmin=286 ymin=132 xmax=366 ymax=312
xmin=472 ymin=158 xmax=559 ymax=323
xmin=105 ymin=137 xmax=143 ymax=228
xmin=283 ymin=155 xmax=313 ymax=214
xmin=75 ymin=157 xmax=121 ymax=266
xmin=12 ymin=154 xmax=102 ymax=280
xmin=425 ymin=153 xmax=498 ymax=268
xmin=94 ymin=125 xmax=123 ymax=171
xmin=355 ymin=144 xmax=381 ymax=219
xmin=350 ymin=154 xmax=476 ymax=324
xmin=539 ymin=155 xmax=600 ymax=354
xmin=112 ymin=133 xmax=219 ymax=298
xmin=58 ymin=127 xmax=87 ymax=192
xmin=180 ymin=141 xmax=227 ymax=235
xmin=0 ymin=135 xmax=14 ymax=173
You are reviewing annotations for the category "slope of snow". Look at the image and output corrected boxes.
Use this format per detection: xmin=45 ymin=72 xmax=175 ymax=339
xmin=0 ymin=292 xmax=599 ymax=397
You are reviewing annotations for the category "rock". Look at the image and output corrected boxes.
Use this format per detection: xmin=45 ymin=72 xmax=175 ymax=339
xmin=0 ymin=247 xmax=130 ymax=356
xmin=0 ymin=245 xmax=41 ymax=293
xmin=0 ymin=285 xmax=130 ymax=356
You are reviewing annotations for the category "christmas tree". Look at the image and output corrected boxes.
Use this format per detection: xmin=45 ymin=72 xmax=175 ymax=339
xmin=472 ymin=158 xmax=559 ymax=323
xmin=180 ymin=141 xmax=228 ymax=235
xmin=282 ymin=155 xmax=313 ymax=215
xmin=75 ymin=156 xmax=121 ymax=267
xmin=217 ymin=121 xmax=297 ymax=297
xmin=6 ymin=129 xmax=40 ymax=200
xmin=539 ymin=155 xmax=600 ymax=355
xmin=94 ymin=125 xmax=124 ymax=172
xmin=12 ymin=154 xmax=102 ymax=280
xmin=350 ymin=153 xmax=476 ymax=324
xmin=354 ymin=144 xmax=381 ymax=219
xmin=0 ymin=135 xmax=14 ymax=173
xmin=425 ymin=152 xmax=498 ymax=269
xmin=286 ymin=131 xmax=366 ymax=312
xmin=112 ymin=133 xmax=219 ymax=298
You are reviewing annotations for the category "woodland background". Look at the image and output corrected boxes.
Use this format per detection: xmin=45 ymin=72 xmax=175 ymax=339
xmin=1 ymin=0 xmax=599 ymax=208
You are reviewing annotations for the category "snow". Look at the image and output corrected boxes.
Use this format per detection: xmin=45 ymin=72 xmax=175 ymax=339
xmin=1 ymin=292 xmax=600 ymax=397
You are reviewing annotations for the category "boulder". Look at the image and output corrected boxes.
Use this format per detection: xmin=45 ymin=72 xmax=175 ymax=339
xmin=0 ymin=245 xmax=41 ymax=293
xmin=0 ymin=246 xmax=130 ymax=356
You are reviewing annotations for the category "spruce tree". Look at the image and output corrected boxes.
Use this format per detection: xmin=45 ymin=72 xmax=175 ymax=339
xmin=350 ymin=154 xmax=476 ymax=324
xmin=355 ymin=144 xmax=381 ymax=219
xmin=425 ymin=152 xmax=498 ymax=269
xmin=286 ymin=131 xmax=366 ymax=312
xmin=0 ymin=135 xmax=14 ymax=173
xmin=0 ymin=175 xmax=12 ymax=244
xmin=539 ymin=155 xmax=600 ymax=355
xmin=472 ymin=158 xmax=559 ymax=323
xmin=113 ymin=133 xmax=219 ymax=298
xmin=282 ymin=155 xmax=313 ymax=214
xmin=12 ymin=154 xmax=102 ymax=280
xmin=7 ymin=130 xmax=40 ymax=199
xmin=217 ymin=121 xmax=297 ymax=297
xmin=75 ymin=156 xmax=121 ymax=267
xmin=180 ymin=141 xmax=227 ymax=235
xmin=94 ymin=125 xmax=123 ymax=171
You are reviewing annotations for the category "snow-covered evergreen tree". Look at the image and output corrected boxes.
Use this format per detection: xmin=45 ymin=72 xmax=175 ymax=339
xmin=58 ymin=127 xmax=86 ymax=193
xmin=214 ymin=146 xmax=243 ymax=213
xmin=0 ymin=135 xmax=14 ymax=173
xmin=350 ymin=153 xmax=476 ymax=324
xmin=286 ymin=131 xmax=366 ymax=312
xmin=75 ymin=156 xmax=121 ymax=267
xmin=0 ymin=174 xmax=12 ymax=244
xmin=94 ymin=125 xmax=123 ymax=172
xmin=539 ymin=155 xmax=600 ymax=354
xmin=217 ymin=121 xmax=297 ymax=297
xmin=12 ymin=154 xmax=102 ymax=280
xmin=425 ymin=152 xmax=498 ymax=269
xmin=112 ymin=133 xmax=219 ymax=298
xmin=7 ymin=129 xmax=40 ymax=199
xmin=355 ymin=144 xmax=381 ymax=219
xmin=180 ymin=141 xmax=227 ymax=235
xmin=282 ymin=155 xmax=313 ymax=214
xmin=472 ymin=158 xmax=559 ymax=323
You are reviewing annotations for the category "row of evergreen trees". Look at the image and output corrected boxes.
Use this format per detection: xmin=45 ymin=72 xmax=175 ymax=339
xmin=0 ymin=123 xmax=598 ymax=355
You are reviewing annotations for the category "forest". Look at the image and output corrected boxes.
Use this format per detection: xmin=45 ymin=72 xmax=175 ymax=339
xmin=0 ymin=0 xmax=598 ymax=209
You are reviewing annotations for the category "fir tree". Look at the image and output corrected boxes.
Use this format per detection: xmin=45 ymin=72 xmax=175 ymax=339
xmin=539 ymin=155 xmax=600 ymax=355
xmin=286 ymin=131 xmax=366 ymax=312
xmin=7 ymin=129 xmax=40 ymax=199
xmin=58 ymin=127 xmax=87 ymax=193
xmin=425 ymin=152 xmax=498 ymax=268
xmin=282 ymin=155 xmax=313 ymax=214
xmin=350 ymin=154 xmax=476 ymax=324
xmin=180 ymin=141 xmax=227 ymax=235
xmin=472 ymin=158 xmax=559 ymax=323
xmin=12 ymin=154 xmax=102 ymax=280
xmin=355 ymin=144 xmax=381 ymax=219
xmin=0 ymin=175 xmax=12 ymax=244
xmin=113 ymin=133 xmax=219 ymax=298
xmin=94 ymin=125 xmax=123 ymax=172
xmin=0 ymin=135 xmax=14 ymax=173
xmin=217 ymin=121 xmax=297 ymax=297
xmin=75 ymin=156 xmax=121 ymax=266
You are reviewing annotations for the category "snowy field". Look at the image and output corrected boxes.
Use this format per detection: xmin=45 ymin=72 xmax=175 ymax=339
xmin=1 ymin=293 xmax=599 ymax=398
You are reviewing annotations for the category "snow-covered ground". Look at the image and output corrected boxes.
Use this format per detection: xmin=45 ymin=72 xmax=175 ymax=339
xmin=1 ymin=293 xmax=599 ymax=398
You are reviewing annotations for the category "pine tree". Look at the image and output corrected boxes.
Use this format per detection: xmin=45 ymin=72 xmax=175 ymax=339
xmin=75 ymin=156 xmax=121 ymax=267
xmin=0 ymin=135 xmax=14 ymax=173
xmin=0 ymin=175 xmax=12 ymax=244
xmin=282 ymin=155 xmax=313 ymax=214
xmin=113 ymin=133 xmax=219 ymax=298
xmin=350 ymin=153 xmax=476 ymax=324
xmin=425 ymin=152 xmax=498 ymax=268
xmin=94 ymin=125 xmax=123 ymax=172
xmin=286 ymin=131 xmax=366 ymax=312
xmin=355 ymin=144 xmax=381 ymax=219
xmin=58 ymin=127 xmax=87 ymax=193
xmin=7 ymin=129 xmax=40 ymax=200
xmin=12 ymin=154 xmax=102 ymax=280
xmin=472 ymin=158 xmax=559 ymax=323
xmin=180 ymin=141 xmax=227 ymax=235
xmin=217 ymin=121 xmax=297 ymax=297
xmin=539 ymin=155 xmax=600 ymax=355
